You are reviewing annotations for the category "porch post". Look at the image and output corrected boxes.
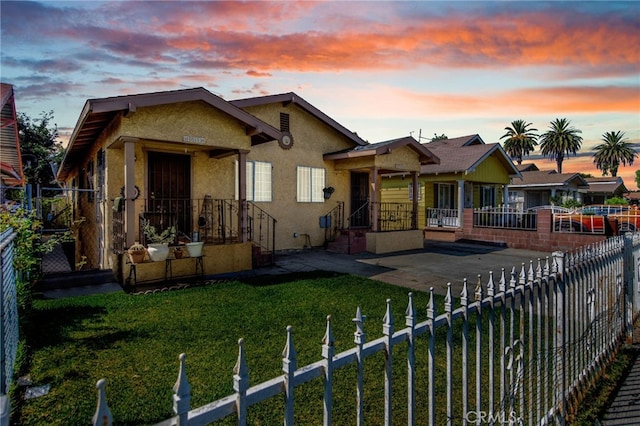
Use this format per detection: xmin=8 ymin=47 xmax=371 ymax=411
xmin=503 ymin=185 xmax=510 ymax=208
xmin=411 ymin=172 xmax=419 ymax=229
xmin=457 ymin=180 xmax=464 ymax=228
xmin=237 ymin=150 xmax=249 ymax=243
xmin=123 ymin=137 xmax=137 ymax=248
xmin=370 ymin=167 xmax=379 ymax=232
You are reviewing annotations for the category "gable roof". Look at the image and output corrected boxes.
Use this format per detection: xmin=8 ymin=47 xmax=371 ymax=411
xmin=425 ymin=134 xmax=485 ymax=149
xmin=323 ymin=136 xmax=439 ymax=165
xmin=59 ymin=87 xmax=285 ymax=180
xmin=419 ymin=138 xmax=519 ymax=176
xmin=517 ymin=163 xmax=539 ymax=172
xmin=0 ymin=83 xmax=24 ymax=187
xmin=231 ymin=92 xmax=367 ymax=147
xmin=584 ymin=176 xmax=628 ymax=194
xmin=510 ymin=170 xmax=588 ymax=189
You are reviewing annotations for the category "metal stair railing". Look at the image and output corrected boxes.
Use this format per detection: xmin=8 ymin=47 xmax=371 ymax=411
xmin=322 ymin=201 xmax=344 ymax=245
xmin=247 ymin=202 xmax=277 ymax=266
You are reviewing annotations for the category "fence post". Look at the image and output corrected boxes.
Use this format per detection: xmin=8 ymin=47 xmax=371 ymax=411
xmin=405 ymin=293 xmax=416 ymax=426
xmin=383 ymin=299 xmax=394 ymax=425
xmin=233 ymin=339 xmax=249 ymax=426
xmin=282 ymin=326 xmax=297 ymax=426
xmin=173 ymin=353 xmax=191 ymax=425
xmin=91 ymin=379 xmax=112 ymax=426
xmin=352 ymin=309 xmax=365 ymax=426
xmin=323 ymin=315 xmax=335 ymax=426
xmin=427 ymin=288 xmax=436 ymax=426
xmin=553 ymin=251 xmax=567 ymax=425
xmin=461 ymin=279 xmax=469 ymax=426
xmin=623 ymin=234 xmax=634 ymax=341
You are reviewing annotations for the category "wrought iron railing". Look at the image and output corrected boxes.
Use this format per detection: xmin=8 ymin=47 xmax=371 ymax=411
xmin=112 ymin=198 xmax=276 ymax=264
xmin=473 ymin=206 xmax=537 ymax=230
xmin=426 ymin=208 xmax=460 ymax=228
xmin=322 ymin=201 xmax=344 ymax=243
xmin=348 ymin=200 xmax=370 ymax=229
xmin=375 ymin=201 xmax=415 ymax=231
xmin=247 ymin=202 xmax=276 ymax=266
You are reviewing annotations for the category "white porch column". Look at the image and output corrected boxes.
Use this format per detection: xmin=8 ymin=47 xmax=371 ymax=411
xmin=123 ymin=137 xmax=137 ymax=248
xmin=237 ymin=150 xmax=249 ymax=243
xmin=503 ymin=185 xmax=510 ymax=208
xmin=457 ymin=180 xmax=464 ymax=227
xmin=370 ymin=167 xmax=379 ymax=232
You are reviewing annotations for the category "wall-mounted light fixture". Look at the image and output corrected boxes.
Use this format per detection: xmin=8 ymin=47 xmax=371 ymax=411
xmin=323 ymin=186 xmax=335 ymax=200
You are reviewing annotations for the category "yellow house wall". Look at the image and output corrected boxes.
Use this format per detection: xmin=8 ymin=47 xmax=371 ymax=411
xmin=236 ymin=103 xmax=357 ymax=250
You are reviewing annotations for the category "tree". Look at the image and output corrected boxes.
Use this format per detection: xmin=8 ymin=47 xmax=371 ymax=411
xmin=539 ymin=118 xmax=583 ymax=174
xmin=431 ymin=133 xmax=448 ymax=141
xmin=636 ymin=170 xmax=640 ymax=189
xmin=592 ymin=131 xmax=637 ymax=177
xmin=500 ymin=119 xmax=538 ymax=165
xmin=18 ymin=111 xmax=65 ymax=187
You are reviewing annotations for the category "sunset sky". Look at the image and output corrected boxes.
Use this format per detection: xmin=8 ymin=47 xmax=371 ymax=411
xmin=1 ymin=1 xmax=639 ymax=189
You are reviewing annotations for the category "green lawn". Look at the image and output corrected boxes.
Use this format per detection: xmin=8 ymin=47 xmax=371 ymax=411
xmin=14 ymin=271 xmax=622 ymax=425
xmin=16 ymin=272 xmax=439 ymax=425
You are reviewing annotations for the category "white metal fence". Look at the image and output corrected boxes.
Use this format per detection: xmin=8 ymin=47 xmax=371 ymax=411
xmin=426 ymin=208 xmax=460 ymax=228
xmin=0 ymin=228 xmax=19 ymax=425
xmin=92 ymin=234 xmax=640 ymax=425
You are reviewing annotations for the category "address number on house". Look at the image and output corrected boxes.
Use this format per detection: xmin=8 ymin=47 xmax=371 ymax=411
xmin=182 ymin=135 xmax=206 ymax=144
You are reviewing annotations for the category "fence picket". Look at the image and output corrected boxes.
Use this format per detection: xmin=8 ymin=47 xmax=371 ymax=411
xmin=444 ymin=283 xmax=453 ymax=426
xmin=427 ymin=289 xmax=436 ymax=426
xmin=461 ymin=279 xmax=469 ymax=426
xmin=405 ymin=293 xmax=416 ymax=426
xmin=383 ymin=299 xmax=394 ymax=425
xmin=319 ymin=315 xmax=334 ymax=426
xmin=233 ymin=338 xmax=249 ymax=426
xmin=91 ymin=379 xmax=112 ymax=426
xmin=351 ymin=308 xmax=364 ymax=426
xmin=282 ymin=326 xmax=296 ymax=426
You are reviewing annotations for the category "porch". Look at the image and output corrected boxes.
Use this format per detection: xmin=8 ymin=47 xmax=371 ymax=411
xmin=111 ymin=197 xmax=276 ymax=286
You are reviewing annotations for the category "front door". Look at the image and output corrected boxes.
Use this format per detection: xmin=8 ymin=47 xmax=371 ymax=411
xmin=147 ymin=152 xmax=191 ymax=238
xmin=350 ymin=172 xmax=370 ymax=228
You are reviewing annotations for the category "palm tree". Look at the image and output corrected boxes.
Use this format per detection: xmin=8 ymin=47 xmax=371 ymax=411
xmin=592 ymin=131 xmax=637 ymax=177
xmin=539 ymin=118 xmax=583 ymax=174
xmin=500 ymin=119 xmax=538 ymax=165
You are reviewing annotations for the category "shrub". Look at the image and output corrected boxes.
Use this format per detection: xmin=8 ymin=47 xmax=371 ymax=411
xmin=605 ymin=196 xmax=628 ymax=205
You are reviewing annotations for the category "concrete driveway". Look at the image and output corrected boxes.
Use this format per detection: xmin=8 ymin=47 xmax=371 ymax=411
xmin=268 ymin=240 xmax=552 ymax=296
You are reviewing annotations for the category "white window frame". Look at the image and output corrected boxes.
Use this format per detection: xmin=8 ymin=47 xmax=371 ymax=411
xmin=297 ymin=166 xmax=326 ymax=203
xmin=235 ymin=160 xmax=272 ymax=202
xmin=408 ymin=182 xmax=422 ymax=201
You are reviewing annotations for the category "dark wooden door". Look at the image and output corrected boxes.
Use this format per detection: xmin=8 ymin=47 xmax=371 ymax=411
xmin=350 ymin=172 xmax=370 ymax=228
xmin=147 ymin=152 xmax=191 ymax=238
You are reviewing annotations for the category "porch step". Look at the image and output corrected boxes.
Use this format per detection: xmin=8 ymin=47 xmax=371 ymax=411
xmin=252 ymin=246 xmax=275 ymax=268
xmin=35 ymin=269 xmax=118 ymax=291
xmin=326 ymin=230 xmax=367 ymax=254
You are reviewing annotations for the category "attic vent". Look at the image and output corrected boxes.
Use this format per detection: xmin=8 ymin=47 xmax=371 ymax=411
xmin=280 ymin=112 xmax=290 ymax=132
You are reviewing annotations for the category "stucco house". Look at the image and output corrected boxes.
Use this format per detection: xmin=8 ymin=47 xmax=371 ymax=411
xmin=57 ymin=87 xmax=439 ymax=285
xmin=380 ymin=134 xmax=520 ymax=238
xmin=509 ymin=166 xmax=588 ymax=209
xmin=0 ymin=83 xmax=24 ymax=203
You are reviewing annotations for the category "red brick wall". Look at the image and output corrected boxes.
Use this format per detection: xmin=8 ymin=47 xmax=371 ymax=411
xmin=461 ymin=209 xmax=606 ymax=252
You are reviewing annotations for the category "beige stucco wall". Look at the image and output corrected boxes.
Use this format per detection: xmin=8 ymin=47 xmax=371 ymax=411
xmin=121 ymin=242 xmax=252 ymax=285
xmin=365 ymin=230 xmax=424 ymax=254
xmin=236 ymin=103 xmax=357 ymax=250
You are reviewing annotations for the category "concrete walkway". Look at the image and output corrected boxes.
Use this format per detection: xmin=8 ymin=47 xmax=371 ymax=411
xmin=600 ymin=352 xmax=640 ymax=425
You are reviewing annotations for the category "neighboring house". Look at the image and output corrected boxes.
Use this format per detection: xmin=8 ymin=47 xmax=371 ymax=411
xmin=509 ymin=167 xmax=588 ymax=209
xmin=583 ymin=176 xmax=628 ymax=204
xmin=57 ymin=87 xmax=438 ymax=284
xmin=0 ymin=83 xmax=24 ymax=203
xmin=381 ymin=134 xmax=520 ymax=231
xmin=626 ymin=191 xmax=640 ymax=205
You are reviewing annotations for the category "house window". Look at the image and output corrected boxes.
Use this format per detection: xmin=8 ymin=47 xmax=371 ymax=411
xmin=235 ymin=160 xmax=272 ymax=202
xmin=435 ymin=183 xmax=455 ymax=209
xmin=297 ymin=166 xmax=325 ymax=202
xmin=408 ymin=182 xmax=422 ymax=201
xmin=481 ymin=185 xmax=496 ymax=207
xmin=280 ymin=112 xmax=290 ymax=132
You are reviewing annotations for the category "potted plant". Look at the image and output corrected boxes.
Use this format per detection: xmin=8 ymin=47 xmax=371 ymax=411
xmin=141 ymin=218 xmax=177 ymax=261
xmin=185 ymin=232 xmax=204 ymax=257
xmin=173 ymin=246 xmax=184 ymax=259
xmin=128 ymin=242 xmax=147 ymax=263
